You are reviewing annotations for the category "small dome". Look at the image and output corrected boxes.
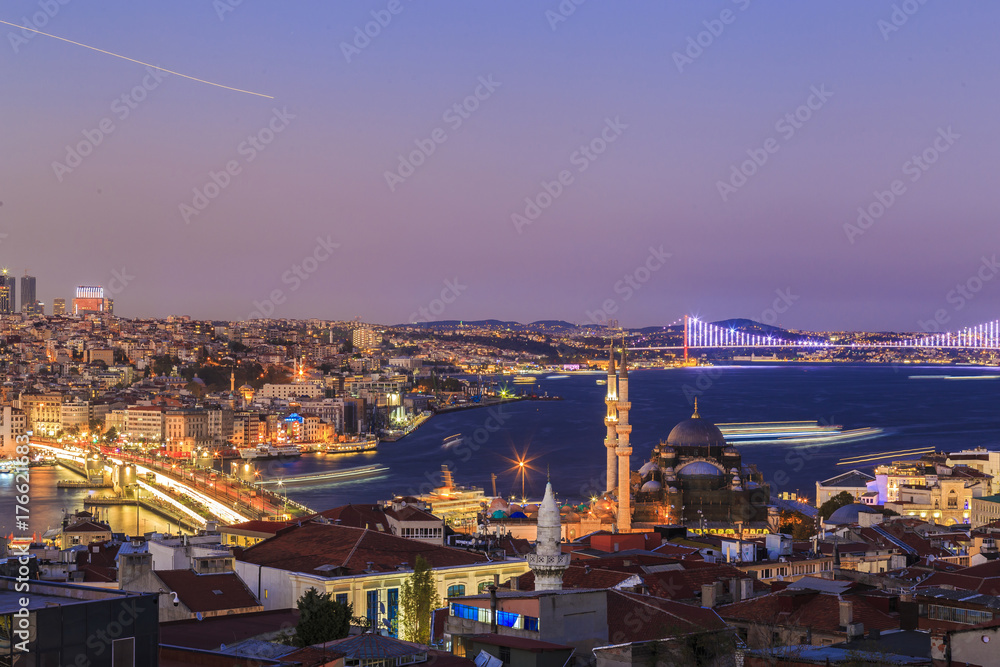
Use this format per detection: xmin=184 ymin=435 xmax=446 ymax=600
xmin=488 ymin=498 xmax=508 ymax=513
xmin=490 ymin=510 xmax=508 ymax=519
xmin=678 ymin=461 xmax=723 ymax=476
xmin=667 ymin=486 xmax=679 ymax=493
xmin=827 ymin=503 xmax=878 ymax=525
xmin=640 ymin=480 xmax=663 ymax=492
xmin=509 ymin=511 xmax=527 ymax=519
xmin=508 ymin=504 xmax=522 ymax=513
xmin=730 ymin=468 xmax=740 ymax=475
xmin=639 ymin=461 xmax=659 ymax=476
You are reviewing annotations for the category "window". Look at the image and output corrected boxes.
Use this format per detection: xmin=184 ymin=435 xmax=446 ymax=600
xmin=367 ymin=590 xmax=379 ymax=628
xmin=447 ymin=584 xmax=466 ymax=597
xmin=112 ymin=637 xmax=135 ymax=667
xmin=387 ymin=588 xmax=399 ymax=637
xmin=336 ymin=593 xmax=348 ymax=606
xmin=928 ymin=604 xmax=992 ymax=625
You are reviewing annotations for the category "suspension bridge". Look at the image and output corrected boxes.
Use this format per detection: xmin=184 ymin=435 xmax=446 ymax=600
xmin=630 ymin=315 xmax=1000 ymax=357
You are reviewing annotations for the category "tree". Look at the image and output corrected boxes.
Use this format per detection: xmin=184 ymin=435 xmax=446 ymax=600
xmin=294 ymin=588 xmax=352 ymax=647
xmin=399 ymin=555 xmax=440 ymax=644
xmin=819 ymin=491 xmax=856 ymax=520
xmin=104 ymin=427 xmax=118 ymax=444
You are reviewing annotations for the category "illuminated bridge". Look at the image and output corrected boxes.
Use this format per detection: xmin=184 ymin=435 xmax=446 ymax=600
xmin=631 ymin=315 xmax=1000 ymax=352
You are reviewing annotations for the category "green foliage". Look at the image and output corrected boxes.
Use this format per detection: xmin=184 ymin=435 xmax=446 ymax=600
xmin=104 ymin=427 xmax=118 ymax=443
xmin=399 ymin=556 xmax=440 ymax=644
xmin=295 ymin=588 xmax=353 ymax=647
xmin=819 ymin=491 xmax=856 ymax=520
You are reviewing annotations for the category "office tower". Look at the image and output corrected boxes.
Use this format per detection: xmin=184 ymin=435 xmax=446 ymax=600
xmin=0 ymin=270 xmax=14 ymax=314
xmin=19 ymin=274 xmax=35 ymax=313
xmin=53 ymin=298 xmax=66 ymax=315
xmin=72 ymin=286 xmax=105 ymax=315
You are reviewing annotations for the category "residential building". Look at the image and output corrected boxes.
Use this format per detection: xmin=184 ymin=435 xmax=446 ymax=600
xmin=815 ymin=470 xmax=876 ymax=507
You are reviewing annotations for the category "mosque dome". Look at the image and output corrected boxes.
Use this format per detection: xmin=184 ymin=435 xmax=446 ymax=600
xmin=827 ymin=503 xmax=879 ymax=525
xmin=678 ymin=461 xmax=723 ymax=476
xmin=638 ymin=461 xmax=659 ymax=477
xmin=640 ymin=480 xmax=663 ymax=493
xmin=666 ymin=401 xmax=726 ymax=448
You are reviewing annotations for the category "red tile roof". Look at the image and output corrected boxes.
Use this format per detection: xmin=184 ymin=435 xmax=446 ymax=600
xmin=717 ymin=590 xmax=900 ymax=634
xmin=221 ymin=520 xmax=294 ymax=536
xmin=643 ymin=562 xmax=769 ymax=600
xmin=236 ymin=523 xmax=487 ymax=576
xmin=155 ymin=569 xmax=260 ymax=613
xmin=606 ymin=591 xmax=728 ymax=643
xmin=160 ymin=609 xmax=301 ymax=650
xmin=513 ymin=565 xmax=637 ymax=591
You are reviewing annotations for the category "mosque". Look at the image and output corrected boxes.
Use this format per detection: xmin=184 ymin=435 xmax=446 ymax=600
xmin=596 ymin=343 xmax=772 ymax=534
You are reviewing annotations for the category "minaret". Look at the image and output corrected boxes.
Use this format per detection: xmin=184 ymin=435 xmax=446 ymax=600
xmin=230 ymin=371 xmax=235 ymax=393
xmin=615 ymin=340 xmax=633 ymax=532
xmin=604 ymin=343 xmax=618 ymax=494
xmin=527 ymin=481 xmax=571 ymax=590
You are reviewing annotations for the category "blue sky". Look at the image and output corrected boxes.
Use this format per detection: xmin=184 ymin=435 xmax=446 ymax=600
xmin=1 ymin=1 xmax=997 ymax=331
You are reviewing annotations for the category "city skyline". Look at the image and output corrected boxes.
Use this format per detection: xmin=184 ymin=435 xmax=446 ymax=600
xmin=4 ymin=2 xmax=999 ymax=330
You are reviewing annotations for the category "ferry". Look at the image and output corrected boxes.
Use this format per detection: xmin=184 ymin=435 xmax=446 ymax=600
xmin=321 ymin=436 xmax=378 ymax=454
xmin=442 ymin=433 xmax=463 ymax=449
xmin=239 ymin=444 xmax=302 ymax=460
xmin=513 ymin=375 xmax=536 ymax=384
xmin=717 ymin=421 xmax=884 ymax=447
xmin=256 ymin=464 xmax=388 ymax=487
xmin=596 ymin=379 xmax=607 ymax=385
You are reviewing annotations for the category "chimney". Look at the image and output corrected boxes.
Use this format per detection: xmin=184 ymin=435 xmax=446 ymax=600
xmin=839 ymin=598 xmax=853 ymax=627
xmin=489 ymin=574 xmax=499 ymax=634
xmin=701 ymin=583 xmax=716 ymax=609
xmin=740 ymin=578 xmax=754 ymax=601
xmin=510 ymin=575 xmax=519 ymax=591
xmin=730 ymin=577 xmax=740 ymax=602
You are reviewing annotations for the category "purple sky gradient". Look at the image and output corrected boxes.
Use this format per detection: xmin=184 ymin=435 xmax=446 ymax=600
xmin=2 ymin=1 xmax=998 ymax=331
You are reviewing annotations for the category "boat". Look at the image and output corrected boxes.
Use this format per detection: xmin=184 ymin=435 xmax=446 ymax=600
xmin=442 ymin=433 xmax=463 ymax=449
xmin=256 ymin=464 xmax=388 ymax=487
xmin=321 ymin=436 xmax=378 ymax=454
xmin=596 ymin=379 xmax=607 ymax=385
xmin=717 ymin=421 xmax=884 ymax=447
xmin=545 ymin=375 xmax=569 ymax=379
xmin=513 ymin=375 xmax=536 ymax=384
xmin=239 ymin=444 xmax=302 ymax=460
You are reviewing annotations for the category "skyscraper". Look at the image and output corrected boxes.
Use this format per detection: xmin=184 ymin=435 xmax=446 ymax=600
xmin=19 ymin=274 xmax=36 ymax=313
xmin=53 ymin=298 xmax=66 ymax=316
xmin=72 ymin=286 xmax=105 ymax=315
xmin=0 ymin=270 xmax=14 ymax=314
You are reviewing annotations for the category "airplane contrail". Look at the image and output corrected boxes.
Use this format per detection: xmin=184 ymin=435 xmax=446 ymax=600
xmin=1 ymin=19 xmax=273 ymax=99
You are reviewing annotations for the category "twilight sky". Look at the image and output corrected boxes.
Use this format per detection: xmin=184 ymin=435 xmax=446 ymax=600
xmin=2 ymin=1 xmax=998 ymax=331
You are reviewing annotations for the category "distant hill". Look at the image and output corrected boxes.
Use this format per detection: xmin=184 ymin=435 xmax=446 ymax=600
xmin=710 ymin=318 xmax=816 ymax=341
xmin=397 ymin=319 xmax=576 ymax=331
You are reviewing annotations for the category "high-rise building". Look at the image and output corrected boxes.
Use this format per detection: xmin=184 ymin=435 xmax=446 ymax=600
xmin=53 ymin=298 xmax=66 ymax=315
xmin=19 ymin=274 xmax=36 ymax=313
xmin=352 ymin=326 xmax=380 ymax=351
xmin=0 ymin=270 xmax=14 ymax=314
xmin=72 ymin=286 xmax=105 ymax=315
